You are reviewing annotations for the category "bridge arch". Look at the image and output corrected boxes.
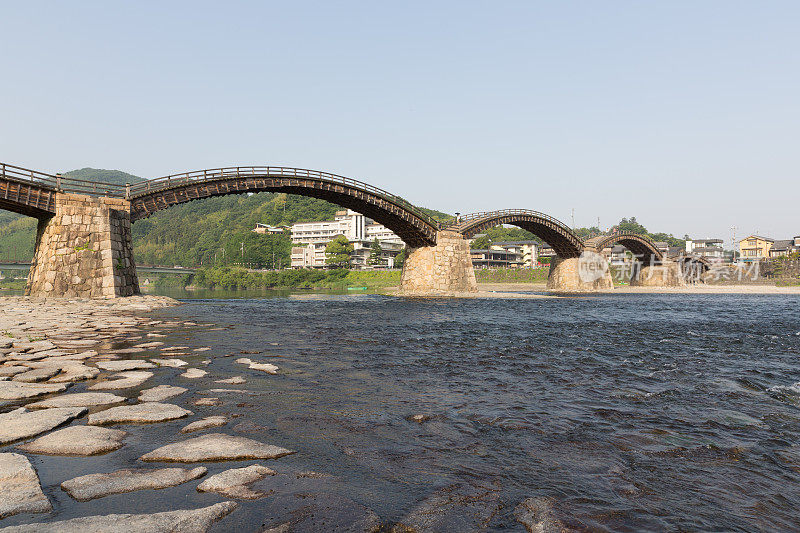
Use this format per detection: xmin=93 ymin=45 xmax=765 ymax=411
xmin=128 ymin=166 xmax=438 ymax=248
xmin=446 ymin=209 xmax=584 ymax=258
xmin=584 ymin=232 xmax=663 ymax=264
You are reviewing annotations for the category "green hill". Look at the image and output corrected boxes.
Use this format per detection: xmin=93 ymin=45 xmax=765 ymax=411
xmin=63 ymin=168 xmax=146 ymax=187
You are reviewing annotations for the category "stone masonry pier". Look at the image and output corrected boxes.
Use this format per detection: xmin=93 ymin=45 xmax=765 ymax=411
xmin=546 ymin=252 xmax=614 ymax=292
xmin=26 ymin=193 xmax=139 ymax=298
xmin=399 ymin=230 xmax=478 ymax=295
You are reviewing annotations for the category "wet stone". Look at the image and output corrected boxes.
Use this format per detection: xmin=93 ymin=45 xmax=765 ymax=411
xmin=216 ymin=376 xmax=246 ymax=385
xmin=26 ymin=392 xmax=126 ymax=409
xmin=181 ymin=368 xmax=208 ymax=379
xmin=150 ymin=358 xmax=188 ymax=368
xmin=0 ymin=407 xmax=87 ymax=445
xmin=12 ymin=367 xmax=60 ymax=383
xmin=0 ymin=501 xmax=237 ymax=532
xmin=395 ymin=482 xmax=501 ymax=532
xmin=61 ymin=466 xmax=207 ymax=501
xmin=141 ymin=433 xmax=295 ymax=463
xmin=514 ymin=497 xmax=568 ymax=533
xmin=138 ymin=384 xmax=187 ymax=402
xmin=88 ymin=370 xmax=153 ymax=390
xmin=95 ymin=360 xmax=155 ymax=371
xmin=236 ymin=358 xmax=279 ymax=374
xmin=17 ymin=426 xmax=126 ymax=456
xmin=0 ymin=453 xmax=52 ymax=518
xmin=196 ymin=464 xmax=276 ymax=499
xmin=181 ymin=415 xmax=228 ymax=433
xmin=47 ymin=364 xmax=100 ymax=383
xmin=0 ymin=365 xmax=29 ymax=377
xmin=0 ymin=380 xmax=70 ymax=400
xmin=257 ymin=493 xmax=380 ymax=532
xmin=88 ymin=402 xmax=192 ymax=425
xmin=194 ymin=397 xmax=222 ymax=406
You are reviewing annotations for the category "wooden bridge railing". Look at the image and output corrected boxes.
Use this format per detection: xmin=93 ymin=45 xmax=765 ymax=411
xmin=127 ymin=166 xmax=440 ymax=229
xmin=0 ymin=162 xmax=127 ymax=198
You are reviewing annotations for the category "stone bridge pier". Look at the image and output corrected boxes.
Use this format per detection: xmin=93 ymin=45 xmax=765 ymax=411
xmin=630 ymin=261 xmax=685 ymax=287
xmin=27 ymin=193 xmax=139 ymax=298
xmin=399 ymin=230 xmax=478 ymax=295
xmin=546 ymin=252 xmax=614 ymax=292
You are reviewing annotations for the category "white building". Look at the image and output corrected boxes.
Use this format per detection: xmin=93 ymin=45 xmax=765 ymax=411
xmin=290 ymin=210 xmax=403 ymax=269
xmin=686 ymin=238 xmax=725 ymax=260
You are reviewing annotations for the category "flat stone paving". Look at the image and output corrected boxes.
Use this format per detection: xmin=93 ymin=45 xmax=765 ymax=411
xmin=0 ymin=501 xmax=237 ymax=532
xmin=61 ymin=466 xmax=208 ymax=501
xmin=0 ymin=407 xmax=87 ymax=445
xmin=0 ymin=453 xmax=52 ymax=518
xmin=17 ymin=426 xmax=127 ymax=456
xmin=26 ymin=392 xmax=126 ymax=409
xmin=141 ymin=433 xmax=295 ymax=463
xmin=0 ymin=295 xmax=356 ymax=531
xmin=87 ymin=402 xmax=192 ymax=425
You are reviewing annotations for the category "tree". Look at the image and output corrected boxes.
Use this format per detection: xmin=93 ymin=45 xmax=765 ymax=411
xmin=325 ymin=235 xmax=353 ymax=268
xmin=394 ymin=247 xmax=408 ymax=269
xmin=368 ymin=238 xmax=382 ymax=266
xmin=616 ymin=217 xmax=648 ymax=235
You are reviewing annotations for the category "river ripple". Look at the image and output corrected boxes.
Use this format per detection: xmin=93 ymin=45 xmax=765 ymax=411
xmin=156 ymin=293 xmax=800 ymax=531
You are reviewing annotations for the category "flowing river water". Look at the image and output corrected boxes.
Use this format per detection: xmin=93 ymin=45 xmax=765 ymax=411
xmin=5 ymin=290 xmax=800 ymax=531
xmin=145 ymin=291 xmax=800 ymax=531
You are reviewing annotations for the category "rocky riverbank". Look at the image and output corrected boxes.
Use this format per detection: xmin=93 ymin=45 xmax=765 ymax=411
xmin=0 ymin=296 xmax=563 ymax=532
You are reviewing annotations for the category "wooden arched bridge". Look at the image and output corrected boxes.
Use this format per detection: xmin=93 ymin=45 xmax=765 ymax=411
xmin=443 ymin=209 xmax=585 ymax=258
xmin=1 ymin=160 xmax=703 ymax=296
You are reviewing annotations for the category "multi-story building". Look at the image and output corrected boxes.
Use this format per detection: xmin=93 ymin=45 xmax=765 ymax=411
xmin=769 ymin=236 xmax=800 ymax=258
xmin=490 ymin=241 xmax=539 ymax=268
xmin=471 ymin=247 xmax=523 ymax=268
xmin=686 ymin=238 xmax=725 ymax=260
xmin=739 ymin=235 xmax=774 ymax=262
xmin=290 ymin=210 xmax=403 ymax=269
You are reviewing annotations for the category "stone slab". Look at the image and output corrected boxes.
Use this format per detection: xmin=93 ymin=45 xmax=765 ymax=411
xmin=95 ymin=360 xmax=155 ymax=371
xmin=61 ymin=466 xmax=207 ymax=501
xmin=88 ymin=402 xmax=192 ymax=425
xmin=196 ymin=464 xmax=275 ymax=499
xmin=26 ymin=392 xmax=126 ymax=409
xmin=139 ymin=384 xmax=187 ymax=402
xmin=0 ymin=501 xmax=237 ymax=532
xmin=0 ymin=407 xmax=87 ymax=445
xmin=17 ymin=425 xmax=127 ymax=456
xmin=88 ymin=371 xmax=153 ymax=390
xmin=0 ymin=380 xmax=69 ymax=400
xmin=141 ymin=433 xmax=295 ymax=463
xmin=181 ymin=416 xmax=228 ymax=433
xmin=0 ymin=453 xmax=51 ymax=518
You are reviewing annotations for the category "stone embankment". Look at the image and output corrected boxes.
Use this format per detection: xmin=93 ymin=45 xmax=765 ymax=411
xmin=0 ymin=295 xmax=559 ymax=532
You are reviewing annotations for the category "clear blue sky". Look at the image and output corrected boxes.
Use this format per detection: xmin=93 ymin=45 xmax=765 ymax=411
xmin=1 ymin=1 xmax=798 ymax=243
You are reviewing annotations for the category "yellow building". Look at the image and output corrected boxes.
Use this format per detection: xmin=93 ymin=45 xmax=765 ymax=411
xmin=739 ymin=235 xmax=774 ymax=261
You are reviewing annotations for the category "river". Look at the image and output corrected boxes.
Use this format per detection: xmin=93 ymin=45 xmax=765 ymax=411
xmin=123 ymin=290 xmax=800 ymax=531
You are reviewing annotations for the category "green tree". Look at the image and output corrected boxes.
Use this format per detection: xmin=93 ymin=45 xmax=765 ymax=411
xmin=368 ymin=238 xmax=382 ymax=266
xmin=616 ymin=217 xmax=648 ymax=234
xmin=325 ymin=235 xmax=353 ymax=268
xmin=394 ymin=247 xmax=408 ymax=269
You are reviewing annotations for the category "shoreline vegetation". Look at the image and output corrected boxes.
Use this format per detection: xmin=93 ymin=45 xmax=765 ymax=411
xmin=136 ymin=266 xmax=800 ymax=294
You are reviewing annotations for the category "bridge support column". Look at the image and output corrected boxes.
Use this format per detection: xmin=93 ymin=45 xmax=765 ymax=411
xmin=630 ymin=261 xmax=685 ymax=287
xmin=399 ymin=230 xmax=477 ymax=295
xmin=26 ymin=193 xmax=139 ymax=298
xmin=546 ymin=252 xmax=614 ymax=292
